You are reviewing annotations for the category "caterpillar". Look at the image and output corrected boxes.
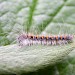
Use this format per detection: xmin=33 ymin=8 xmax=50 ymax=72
xmin=17 ymin=33 xmax=74 ymax=46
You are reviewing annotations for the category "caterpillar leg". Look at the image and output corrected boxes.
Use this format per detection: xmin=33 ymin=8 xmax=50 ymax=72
xmin=52 ymin=40 xmax=56 ymax=45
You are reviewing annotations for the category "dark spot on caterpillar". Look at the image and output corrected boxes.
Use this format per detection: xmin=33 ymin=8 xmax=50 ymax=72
xmin=30 ymin=36 xmax=34 ymax=39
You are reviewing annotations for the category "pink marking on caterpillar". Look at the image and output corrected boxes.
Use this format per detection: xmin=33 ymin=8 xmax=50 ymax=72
xmin=17 ymin=33 xmax=74 ymax=46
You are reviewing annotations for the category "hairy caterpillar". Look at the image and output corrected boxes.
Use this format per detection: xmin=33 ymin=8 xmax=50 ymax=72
xmin=17 ymin=33 xmax=74 ymax=46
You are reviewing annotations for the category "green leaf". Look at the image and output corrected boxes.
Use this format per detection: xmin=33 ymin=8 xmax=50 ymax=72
xmin=0 ymin=0 xmax=75 ymax=75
